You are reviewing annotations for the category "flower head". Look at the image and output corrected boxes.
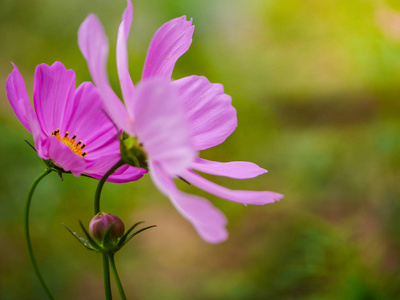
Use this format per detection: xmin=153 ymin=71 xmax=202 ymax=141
xmin=6 ymin=62 xmax=146 ymax=182
xmin=78 ymin=1 xmax=283 ymax=243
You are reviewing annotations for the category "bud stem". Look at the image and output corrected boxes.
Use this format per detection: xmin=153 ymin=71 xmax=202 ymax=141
xmin=109 ymin=253 xmax=127 ymax=300
xmin=24 ymin=168 xmax=54 ymax=299
xmin=94 ymin=160 xmax=125 ymax=214
xmin=94 ymin=160 xmax=125 ymax=299
xmin=102 ymin=254 xmax=112 ymax=300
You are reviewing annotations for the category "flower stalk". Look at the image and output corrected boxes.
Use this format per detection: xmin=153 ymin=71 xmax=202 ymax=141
xmin=102 ymin=254 xmax=112 ymax=300
xmin=109 ymin=253 xmax=126 ymax=300
xmin=94 ymin=160 xmax=124 ymax=300
xmin=94 ymin=159 xmax=125 ymax=214
xmin=24 ymin=168 xmax=54 ymax=299
xmin=90 ymin=161 xmax=154 ymax=299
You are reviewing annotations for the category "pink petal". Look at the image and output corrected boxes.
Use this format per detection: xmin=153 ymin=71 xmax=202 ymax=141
xmin=78 ymin=14 xmax=109 ymax=93
xmin=172 ymin=76 xmax=237 ymax=150
xmin=132 ymin=79 xmax=196 ymax=176
xmin=191 ymin=158 xmax=268 ymax=179
xmin=6 ymin=63 xmax=47 ymax=158
xmin=65 ymin=82 xmax=120 ymax=159
xmin=33 ymin=62 xmax=76 ymax=136
xmin=86 ymin=138 xmax=120 ymax=160
xmin=6 ymin=63 xmax=38 ymax=134
xmin=150 ymin=160 xmax=228 ymax=243
xmin=142 ymin=16 xmax=194 ymax=81
xmin=116 ymin=0 xmax=135 ymax=109
xmin=180 ymin=169 xmax=283 ymax=205
xmin=78 ymin=14 xmax=132 ymax=134
xmin=19 ymin=100 xmax=48 ymax=159
xmin=85 ymin=152 xmax=122 ymax=174
xmin=100 ymin=165 xmax=145 ymax=183
xmin=85 ymin=153 xmax=146 ymax=183
xmin=46 ymin=136 xmax=87 ymax=176
xmin=34 ymin=137 xmax=50 ymax=160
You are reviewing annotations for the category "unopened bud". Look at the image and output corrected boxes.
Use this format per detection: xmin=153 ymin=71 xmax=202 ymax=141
xmin=89 ymin=212 xmax=125 ymax=243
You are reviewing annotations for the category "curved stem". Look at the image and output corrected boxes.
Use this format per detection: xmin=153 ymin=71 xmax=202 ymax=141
xmin=94 ymin=160 xmax=125 ymax=214
xmin=109 ymin=254 xmax=126 ymax=300
xmin=102 ymin=254 xmax=112 ymax=300
xmin=24 ymin=168 xmax=54 ymax=299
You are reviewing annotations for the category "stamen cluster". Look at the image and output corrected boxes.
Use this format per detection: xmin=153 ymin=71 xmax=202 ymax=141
xmin=51 ymin=128 xmax=87 ymax=157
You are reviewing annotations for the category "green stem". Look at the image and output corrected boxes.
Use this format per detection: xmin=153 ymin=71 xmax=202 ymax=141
xmin=102 ymin=254 xmax=112 ymax=300
xmin=109 ymin=254 xmax=126 ymax=300
xmin=94 ymin=160 xmax=125 ymax=214
xmin=95 ymin=159 xmax=124 ymax=299
xmin=24 ymin=168 xmax=54 ymax=299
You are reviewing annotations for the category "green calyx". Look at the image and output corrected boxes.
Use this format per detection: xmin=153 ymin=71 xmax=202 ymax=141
xmin=42 ymin=159 xmax=68 ymax=180
xmin=120 ymin=133 xmax=148 ymax=169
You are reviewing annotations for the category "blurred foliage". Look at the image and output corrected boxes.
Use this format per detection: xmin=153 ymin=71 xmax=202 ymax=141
xmin=1 ymin=0 xmax=400 ymax=299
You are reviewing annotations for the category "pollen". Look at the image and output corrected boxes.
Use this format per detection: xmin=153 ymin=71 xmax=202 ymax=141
xmin=51 ymin=128 xmax=88 ymax=157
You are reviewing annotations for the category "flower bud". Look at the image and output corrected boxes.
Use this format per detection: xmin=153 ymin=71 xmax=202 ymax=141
xmin=89 ymin=212 xmax=125 ymax=243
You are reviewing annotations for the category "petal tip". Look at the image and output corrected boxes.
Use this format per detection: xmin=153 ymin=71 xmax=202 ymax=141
xmin=178 ymin=15 xmax=194 ymax=28
xmin=204 ymin=233 xmax=228 ymax=244
xmin=71 ymin=169 xmax=84 ymax=177
xmin=260 ymin=192 xmax=284 ymax=205
xmin=51 ymin=61 xmax=66 ymax=69
xmin=86 ymin=13 xmax=99 ymax=23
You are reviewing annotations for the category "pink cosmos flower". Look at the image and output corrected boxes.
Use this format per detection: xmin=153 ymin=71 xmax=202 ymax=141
xmin=5 ymin=61 xmax=146 ymax=182
xmin=78 ymin=0 xmax=283 ymax=243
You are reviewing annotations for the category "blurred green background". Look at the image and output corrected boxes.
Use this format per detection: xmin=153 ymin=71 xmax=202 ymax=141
xmin=1 ymin=0 xmax=400 ymax=299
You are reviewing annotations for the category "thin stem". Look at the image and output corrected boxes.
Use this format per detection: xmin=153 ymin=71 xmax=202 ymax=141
xmin=94 ymin=160 xmax=125 ymax=214
xmin=95 ymin=159 xmax=124 ymax=299
xmin=102 ymin=254 xmax=112 ymax=300
xmin=24 ymin=168 xmax=54 ymax=299
xmin=109 ymin=254 xmax=126 ymax=300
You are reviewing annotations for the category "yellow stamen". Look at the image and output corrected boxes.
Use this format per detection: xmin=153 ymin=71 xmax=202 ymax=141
xmin=51 ymin=128 xmax=88 ymax=157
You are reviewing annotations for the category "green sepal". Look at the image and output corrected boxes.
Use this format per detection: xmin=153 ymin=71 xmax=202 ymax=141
xmin=102 ymin=222 xmax=117 ymax=249
xmin=122 ymin=225 xmax=157 ymax=246
xmin=78 ymin=220 xmax=102 ymax=251
xmin=63 ymin=224 xmax=97 ymax=251
xmin=117 ymin=221 xmax=156 ymax=247
xmin=117 ymin=221 xmax=144 ymax=247
xmin=42 ymin=159 xmax=68 ymax=180
xmin=24 ymin=140 xmax=37 ymax=152
xmin=178 ymin=176 xmax=191 ymax=185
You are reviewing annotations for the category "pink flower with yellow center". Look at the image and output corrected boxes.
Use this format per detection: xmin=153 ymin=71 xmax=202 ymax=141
xmin=78 ymin=0 xmax=283 ymax=243
xmin=6 ymin=62 xmax=146 ymax=182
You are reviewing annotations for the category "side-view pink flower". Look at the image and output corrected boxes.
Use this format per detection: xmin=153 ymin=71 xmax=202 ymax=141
xmin=78 ymin=0 xmax=283 ymax=243
xmin=6 ymin=62 xmax=146 ymax=182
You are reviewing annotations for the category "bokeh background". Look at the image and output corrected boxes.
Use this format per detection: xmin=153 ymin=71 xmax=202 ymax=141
xmin=1 ymin=0 xmax=400 ymax=299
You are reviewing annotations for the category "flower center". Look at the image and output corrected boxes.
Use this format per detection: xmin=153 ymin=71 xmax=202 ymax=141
xmin=51 ymin=128 xmax=87 ymax=157
xmin=120 ymin=134 xmax=148 ymax=169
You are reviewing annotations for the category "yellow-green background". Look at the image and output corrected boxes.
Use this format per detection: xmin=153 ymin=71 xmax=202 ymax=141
xmin=1 ymin=0 xmax=400 ymax=299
